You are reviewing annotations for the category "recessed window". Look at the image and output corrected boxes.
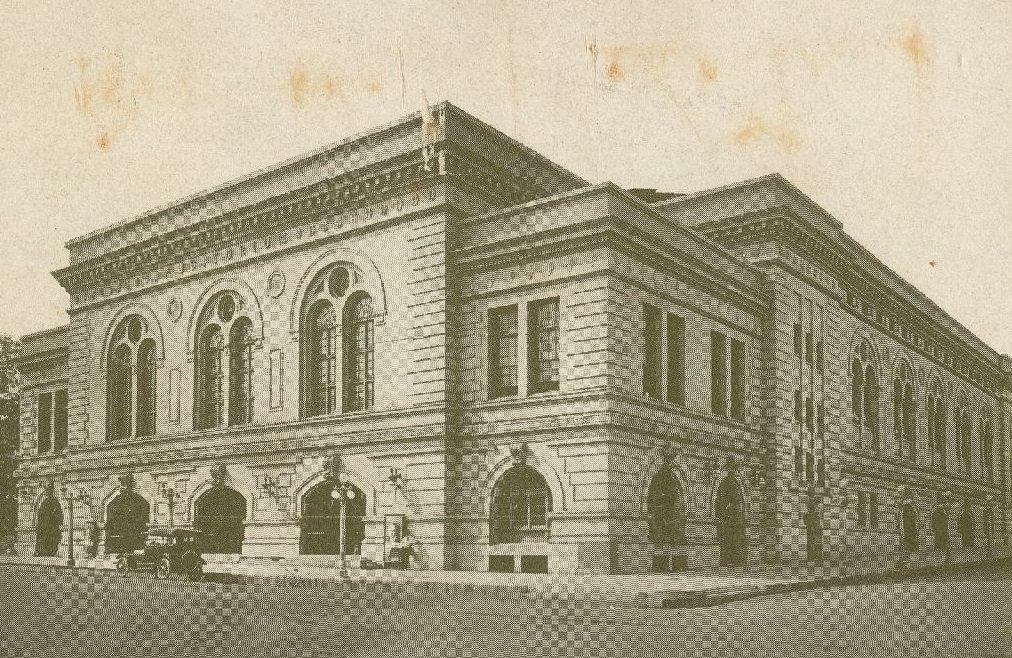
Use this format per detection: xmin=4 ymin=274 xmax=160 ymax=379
xmin=527 ymin=298 xmax=560 ymax=394
xmin=328 ymin=267 xmax=350 ymax=297
xmin=488 ymin=305 xmax=519 ymax=399
xmin=666 ymin=314 xmax=686 ymax=406
xmin=643 ymin=304 xmax=662 ymax=399
xmin=107 ymin=315 xmax=158 ymax=440
xmin=711 ymin=331 xmax=728 ymax=416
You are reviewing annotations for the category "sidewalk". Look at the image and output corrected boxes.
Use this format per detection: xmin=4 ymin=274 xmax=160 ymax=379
xmin=2 ymin=553 xmax=1008 ymax=609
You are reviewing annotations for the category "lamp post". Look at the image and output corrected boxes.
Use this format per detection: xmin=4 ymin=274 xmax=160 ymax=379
xmin=330 ymin=473 xmax=356 ymax=560
xmin=161 ymin=486 xmax=182 ymax=528
xmin=60 ymin=485 xmax=91 ymax=567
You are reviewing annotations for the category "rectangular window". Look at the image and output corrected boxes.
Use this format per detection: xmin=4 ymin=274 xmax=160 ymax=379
xmin=666 ymin=313 xmax=686 ymax=405
xmin=793 ymin=323 xmax=803 ymax=357
xmin=711 ymin=331 xmax=728 ymax=416
xmin=857 ymin=491 xmax=867 ymax=528
xmin=37 ymin=392 xmax=52 ymax=453
xmin=805 ymin=332 xmax=814 ymax=364
xmin=643 ymin=304 xmax=662 ymax=399
xmin=53 ymin=389 xmax=68 ymax=452
xmin=816 ymin=340 xmax=824 ymax=372
xmin=729 ymin=339 xmax=745 ymax=420
xmin=869 ymin=492 xmax=879 ymax=528
xmin=488 ymin=305 xmax=519 ymax=398
xmin=794 ymin=444 xmax=803 ymax=474
xmin=527 ymin=298 xmax=560 ymax=394
xmin=805 ymin=395 xmax=815 ymax=432
xmin=793 ymin=390 xmax=803 ymax=423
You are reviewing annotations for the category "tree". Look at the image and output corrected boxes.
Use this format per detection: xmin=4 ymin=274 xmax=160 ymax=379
xmin=0 ymin=335 xmax=23 ymax=546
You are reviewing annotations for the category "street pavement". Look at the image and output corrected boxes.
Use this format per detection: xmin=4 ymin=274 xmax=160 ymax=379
xmin=0 ymin=563 xmax=1010 ymax=658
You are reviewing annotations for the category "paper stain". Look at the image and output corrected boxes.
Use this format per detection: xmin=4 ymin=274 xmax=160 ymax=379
xmin=900 ymin=28 xmax=931 ymax=76
xmin=697 ymin=59 xmax=719 ymax=83
xmin=289 ymin=61 xmax=384 ymax=107
xmin=734 ymin=115 xmax=801 ymax=154
xmin=587 ymin=42 xmax=686 ymax=88
xmin=73 ymin=52 xmax=191 ymax=151
xmin=929 ymin=260 xmax=937 ymax=268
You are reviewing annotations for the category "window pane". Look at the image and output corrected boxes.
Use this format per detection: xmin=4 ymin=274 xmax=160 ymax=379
xmin=488 ymin=305 xmax=518 ymax=398
xmin=53 ymin=389 xmax=68 ymax=451
xmin=729 ymin=339 xmax=745 ymax=420
xmin=666 ymin=314 xmax=685 ymax=405
xmin=136 ymin=340 xmax=157 ymax=438
xmin=37 ymin=392 xmax=52 ymax=453
xmin=643 ymin=305 xmax=662 ymax=398
xmin=711 ymin=331 xmax=727 ymax=416
xmin=344 ymin=295 xmax=375 ymax=411
xmin=528 ymin=298 xmax=560 ymax=394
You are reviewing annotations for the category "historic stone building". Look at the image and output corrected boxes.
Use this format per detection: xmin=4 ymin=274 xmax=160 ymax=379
xmin=13 ymin=102 xmax=1012 ymax=574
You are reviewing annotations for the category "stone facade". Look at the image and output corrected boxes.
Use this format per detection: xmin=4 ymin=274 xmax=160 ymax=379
xmin=13 ymin=102 xmax=1011 ymax=574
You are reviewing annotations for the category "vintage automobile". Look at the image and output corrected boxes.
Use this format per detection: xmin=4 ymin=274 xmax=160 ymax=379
xmin=115 ymin=527 xmax=206 ymax=580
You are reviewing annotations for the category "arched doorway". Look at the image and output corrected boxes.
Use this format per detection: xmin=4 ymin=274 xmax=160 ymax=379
xmin=194 ymin=487 xmax=247 ymax=554
xmin=715 ymin=475 xmax=746 ymax=567
xmin=647 ymin=469 xmax=686 ymax=546
xmin=105 ymin=493 xmax=150 ymax=554
xmin=901 ymin=503 xmax=918 ymax=552
xmin=958 ymin=508 xmax=976 ymax=548
xmin=489 ymin=465 xmax=552 ymax=545
xmin=931 ymin=508 xmax=949 ymax=551
xmin=34 ymin=496 xmax=63 ymax=557
xmin=299 ymin=481 xmax=366 ymax=555
xmin=805 ymin=500 xmax=823 ymax=562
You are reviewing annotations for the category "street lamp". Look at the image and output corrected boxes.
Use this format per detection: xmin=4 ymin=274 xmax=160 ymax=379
xmin=330 ymin=473 xmax=356 ymax=560
xmin=60 ymin=485 xmax=91 ymax=567
xmin=161 ymin=486 xmax=182 ymax=528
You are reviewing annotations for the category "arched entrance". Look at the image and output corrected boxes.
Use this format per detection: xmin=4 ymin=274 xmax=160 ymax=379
xmin=901 ymin=503 xmax=918 ymax=552
xmin=194 ymin=487 xmax=247 ymax=554
xmin=715 ymin=475 xmax=746 ymax=567
xmin=105 ymin=493 xmax=150 ymax=554
xmin=805 ymin=500 xmax=823 ymax=562
xmin=299 ymin=481 xmax=366 ymax=555
xmin=647 ymin=469 xmax=686 ymax=546
xmin=931 ymin=508 xmax=949 ymax=551
xmin=958 ymin=508 xmax=975 ymax=548
xmin=489 ymin=465 xmax=552 ymax=545
xmin=34 ymin=496 xmax=63 ymax=557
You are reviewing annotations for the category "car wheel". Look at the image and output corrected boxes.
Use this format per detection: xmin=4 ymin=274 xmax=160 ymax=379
xmin=115 ymin=557 xmax=130 ymax=577
xmin=155 ymin=557 xmax=171 ymax=580
xmin=188 ymin=564 xmax=203 ymax=582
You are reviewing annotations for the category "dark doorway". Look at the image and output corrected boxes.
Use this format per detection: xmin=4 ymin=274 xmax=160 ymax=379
xmin=194 ymin=487 xmax=247 ymax=554
xmin=901 ymin=503 xmax=918 ymax=551
xmin=647 ymin=469 xmax=686 ymax=546
xmin=34 ymin=496 xmax=63 ymax=557
xmin=805 ymin=503 xmax=823 ymax=562
xmin=931 ymin=508 xmax=949 ymax=551
xmin=299 ymin=481 xmax=366 ymax=555
xmin=958 ymin=509 xmax=975 ymax=548
xmin=105 ymin=493 xmax=150 ymax=554
xmin=715 ymin=475 xmax=746 ymax=567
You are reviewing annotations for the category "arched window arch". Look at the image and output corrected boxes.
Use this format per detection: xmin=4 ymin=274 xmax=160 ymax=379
xmin=194 ymin=292 xmax=256 ymax=430
xmin=851 ymin=341 xmax=879 ymax=451
xmin=893 ymin=361 xmax=916 ymax=460
xmin=715 ymin=475 xmax=747 ymax=566
xmin=299 ymin=480 xmax=366 ymax=556
xmin=980 ymin=407 xmax=995 ymax=482
xmin=34 ymin=495 xmax=63 ymax=557
xmin=299 ymin=264 xmax=378 ymax=417
xmin=343 ymin=292 xmax=375 ymax=413
xmin=647 ymin=469 xmax=687 ymax=546
xmin=106 ymin=315 xmax=159 ymax=441
xmin=931 ymin=507 xmax=949 ymax=551
xmin=306 ymin=302 xmax=338 ymax=417
xmin=194 ymin=486 xmax=247 ymax=554
xmin=955 ymin=396 xmax=972 ymax=474
xmin=926 ymin=378 xmax=947 ymax=469
xmin=105 ymin=492 xmax=150 ymax=554
xmin=490 ymin=465 xmax=552 ymax=544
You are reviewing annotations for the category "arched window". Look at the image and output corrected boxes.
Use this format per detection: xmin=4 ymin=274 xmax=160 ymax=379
xmin=196 ymin=326 xmax=224 ymax=430
xmin=958 ymin=507 xmax=975 ymax=548
xmin=956 ymin=398 xmax=972 ymax=474
xmin=931 ymin=508 xmax=949 ymax=551
xmin=647 ymin=469 xmax=686 ymax=546
xmin=194 ymin=292 xmax=255 ymax=430
xmin=980 ymin=409 xmax=994 ymax=482
xmin=228 ymin=319 xmax=254 ymax=427
xmin=715 ymin=475 xmax=747 ymax=566
xmin=490 ymin=465 xmax=552 ymax=544
xmin=343 ymin=293 xmax=375 ymax=412
xmin=901 ymin=503 xmax=918 ymax=552
xmin=893 ymin=361 xmax=915 ymax=460
xmin=194 ymin=487 xmax=247 ymax=554
xmin=34 ymin=496 xmax=63 ymax=557
xmin=299 ymin=480 xmax=366 ymax=556
xmin=926 ymin=379 xmax=947 ymax=469
xmin=106 ymin=315 xmax=159 ymax=441
xmin=105 ymin=492 xmax=150 ymax=554
xmin=851 ymin=340 xmax=879 ymax=451
xmin=307 ymin=302 xmax=338 ymax=417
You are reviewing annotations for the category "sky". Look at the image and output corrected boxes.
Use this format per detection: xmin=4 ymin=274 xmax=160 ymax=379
xmin=1 ymin=1 xmax=1010 ymax=354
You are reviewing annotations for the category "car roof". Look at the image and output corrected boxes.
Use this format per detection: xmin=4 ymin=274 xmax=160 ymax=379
xmin=147 ymin=527 xmax=204 ymax=537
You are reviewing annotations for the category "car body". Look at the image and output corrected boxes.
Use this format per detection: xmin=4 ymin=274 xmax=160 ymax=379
xmin=115 ymin=527 xmax=206 ymax=580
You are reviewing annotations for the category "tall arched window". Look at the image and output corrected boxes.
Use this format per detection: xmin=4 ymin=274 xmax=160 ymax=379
xmin=228 ymin=319 xmax=254 ymax=427
xmin=926 ymin=379 xmax=946 ymax=469
xmin=893 ymin=361 xmax=915 ymax=460
xmin=931 ymin=507 xmax=949 ymax=551
xmin=194 ymin=292 xmax=255 ymax=430
xmin=901 ymin=503 xmax=918 ymax=552
xmin=307 ymin=302 xmax=338 ymax=417
xmin=343 ymin=292 xmax=375 ymax=412
xmin=956 ymin=398 xmax=972 ymax=474
xmin=980 ymin=408 xmax=994 ymax=482
xmin=490 ymin=465 xmax=552 ymax=544
xmin=851 ymin=340 xmax=879 ymax=451
xmin=647 ymin=469 xmax=687 ymax=546
xmin=959 ymin=507 xmax=975 ymax=548
xmin=106 ymin=315 xmax=159 ymax=441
